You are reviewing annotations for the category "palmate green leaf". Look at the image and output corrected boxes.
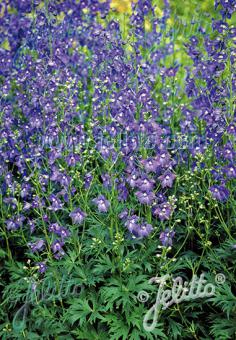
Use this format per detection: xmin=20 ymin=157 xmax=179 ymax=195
xmin=128 ymin=329 xmax=143 ymax=340
xmin=64 ymin=293 xmax=106 ymax=326
xmin=31 ymin=305 xmax=60 ymax=328
xmin=208 ymin=285 xmax=236 ymax=318
xmin=126 ymin=305 xmax=144 ymax=329
xmin=126 ymin=324 xmax=168 ymax=340
xmin=100 ymin=274 xmax=151 ymax=312
xmin=210 ymin=316 xmax=236 ymax=340
xmin=205 ymin=241 xmax=236 ymax=281
xmin=102 ymin=312 xmax=167 ymax=340
xmin=125 ymin=274 xmax=151 ymax=292
xmin=72 ymin=325 xmax=108 ymax=340
xmin=142 ymin=324 xmax=168 ymax=340
xmin=92 ymin=254 xmax=116 ymax=275
xmin=2 ymin=278 xmax=30 ymax=309
xmin=103 ymin=313 xmax=130 ymax=340
xmin=214 ymin=240 xmax=236 ymax=261
xmin=101 ymin=282 xmax=133 ymax=311
xmin=58 ymin=250 xmax=80 ymax=273
xmin=127 ymin=306 xmax=168 ymax=339
xmin=65 ymin=299 xmax=92 ymax=326
xmin=110 ymin=322 xmax=130 ymax=340
xmin=4 ymin=261 xmax=25 ymax=281
xmin=71 ymin=262 xmax=103 ymax=286
xmin=168 ymin=319 xmax=184 ymax=339
xmin=11 ymin=304 xmax=68 ymax=337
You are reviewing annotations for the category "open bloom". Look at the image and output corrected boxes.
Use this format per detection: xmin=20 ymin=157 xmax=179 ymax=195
xmin=29 ymin=239 xmax=45 ymax=253
xmin=221 ymin=144 xmax=235 ymax=161
xmin=136 ymin=176 xmax=155 ymax=192
xmin=37 ymin=262 xmax=47 ymax=274
xmin=48 ymin=194 xmax=64 ymax=211
xmin=66 ymin=153 xmax=80 ymax=166
xmin=118 ymin=209 xmax=129 ymax=220
xmin=69 ymin=208 xmax=87 ymax=224
xmin=160 ymin=229 xmax=175 ymax=247
xmin=92 ymin=195 xmax=110 ymax=212
xmin=48 ymin=223 xmax=70 ymax=239
xmin=223 ymin=164 xmax=236 ymax=179
xmin=156 ymin=151 xmax=171 ymax=167
xmin=125 ymin=215 xmax=139 ymax=234
xmin=125 ymin=215 xmax=153 ymax=238
xmin=153 ymin=202 xmax=173 ymax=221
xmin=209 ymin=185 xmax=230 ymax=202
xmin=6 ymin=215 xmax=25 ymax=231
xmin=135 ymin=191 xmax=155 ymax=205
xmin=135 ymin=223 xmax=153 ymax=238
xmin=51 ymin=240 xmax=65 ymax=259
xmin=158 ymin=170 xmax=176 ymax=188
xmin=141 ymin=158 xmax=159 ymax=173
xmin=127 ymin=172 xmax=139 ymax=188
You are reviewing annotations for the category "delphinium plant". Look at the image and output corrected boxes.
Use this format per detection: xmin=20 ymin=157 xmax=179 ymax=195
xmin=0 ymin=0 xmax=236 ymax=339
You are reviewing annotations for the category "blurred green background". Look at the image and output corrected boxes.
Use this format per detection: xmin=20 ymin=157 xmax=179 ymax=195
xmin=111 ymin=0 xmax=215 ymax=16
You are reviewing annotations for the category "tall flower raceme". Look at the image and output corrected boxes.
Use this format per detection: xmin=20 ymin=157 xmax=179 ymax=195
xmin=0 ymin=0 xmax=235 ymax=274
xmin=182 ymin=1 xmax=236 ymax=203
xmin=87 ymin=0 xmax=180 ymax=238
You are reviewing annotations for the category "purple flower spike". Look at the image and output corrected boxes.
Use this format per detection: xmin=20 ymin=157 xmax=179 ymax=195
xmin=92 ymin=195 xmax=110 ymax=213
xmin=209 ymin=185 xmax=230 ymax=202
xmin=69 ymin=208 xmax=87 ymax=224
